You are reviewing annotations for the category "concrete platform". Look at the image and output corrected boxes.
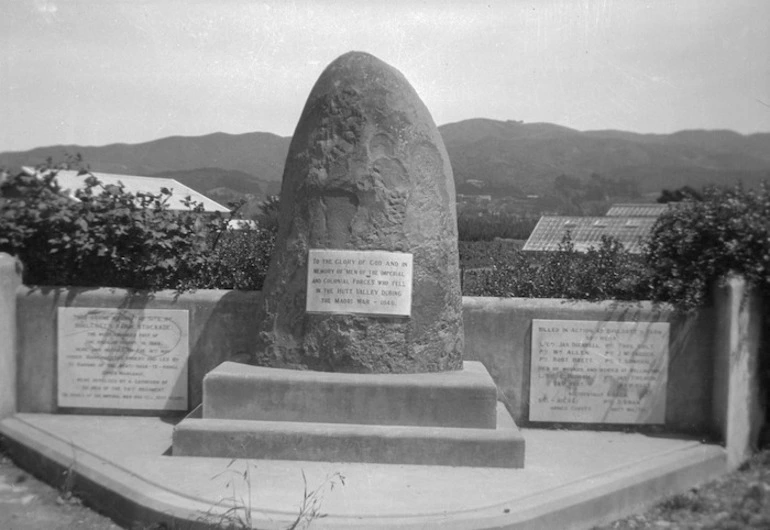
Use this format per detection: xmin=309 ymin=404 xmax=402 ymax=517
xmin=0 ymin=413 xmax=726 ymax=530
xmin=203 ymin=361 xmax=498 ymax=428
xmin=173 ymin=402 xmax=525 ymax=468
xmin=182 ymin=361 xmax=522 ymax=468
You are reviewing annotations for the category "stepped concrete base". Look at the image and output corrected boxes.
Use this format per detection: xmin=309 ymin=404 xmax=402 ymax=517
xmin=173 ymin=402 xmax=524 ymax=467
xmin=181 ymin=360 xmax=523 ymax=467
xmin=203 ymin=361 xmax=498 ymax=428
xmin=0 ymin=413 xmax=727 ymax=530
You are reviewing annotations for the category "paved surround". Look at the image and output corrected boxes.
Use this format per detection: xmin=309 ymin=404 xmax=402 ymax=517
xmin=0 ymin=414 xmax=726 ymax=530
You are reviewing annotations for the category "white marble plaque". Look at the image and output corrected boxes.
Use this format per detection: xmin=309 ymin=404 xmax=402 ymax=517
xmin=306 ymin=249 xmax=413 ymax=316
xmin=57 ymin=308 xmax=189 ymax=410
xmin=530 ymin=319 xmax=669 ymax=424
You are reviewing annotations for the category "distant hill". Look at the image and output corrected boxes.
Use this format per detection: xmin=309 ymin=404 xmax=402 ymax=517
xmin=439 ymin=118 xmax=770 ymax=196
xmin=0 ymin=132 xmax=290 ymax=214
xmin=2 ymin=119 xmax=769 ymax=204
xmin=0 ymin=131 xmax=290 ymax=181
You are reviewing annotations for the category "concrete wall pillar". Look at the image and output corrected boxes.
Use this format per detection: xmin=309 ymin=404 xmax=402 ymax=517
xmin=712 ymin=274 xmax=765 ymax=470
xmin=0 ymin=253 xmax=23 ymax=419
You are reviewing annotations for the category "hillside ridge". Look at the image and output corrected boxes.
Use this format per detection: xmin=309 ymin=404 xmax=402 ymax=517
xmin=2 ymin=119 xmax=768 ymax=202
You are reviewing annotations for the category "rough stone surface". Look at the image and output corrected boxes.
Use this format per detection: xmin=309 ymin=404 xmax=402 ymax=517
xmin=253 ymin=51 xmax=463 ymax=373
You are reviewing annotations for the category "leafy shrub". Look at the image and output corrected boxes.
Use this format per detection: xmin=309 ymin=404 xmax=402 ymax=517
xmin=458 ymin=213 xmax=537 ymax=241
xmin=193 ymin=228 xmax=275 ymax=291
xmin=0 ymin=165 xmax=275 ymax=291
xmin=645 ymin=183 xmax=770 ymax=311
xmin=6 ymin=159 xmax=768 ymax=312
xmin=459 ymin=239 xmax=523 ymax=270
xmin=463 ymin=233 xmax=652 ymax=301
xmin=463 ymin=182 xmax=770 ymax=309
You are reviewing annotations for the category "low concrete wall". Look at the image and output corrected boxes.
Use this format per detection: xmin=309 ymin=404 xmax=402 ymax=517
xmin=1 ymin=259 xmax=764 ymax=459
xmin=712 ymin=276 xmax=765 ymax=469
xmin=11 ymin=285 xmax=715 ymax=434
xmin=463 ymin=297 xmax=716 ymax=434
xmin=15 ymin=286 xmax=262 ymax=412
xmin=0 ymin=254 xmax=23 ymax=419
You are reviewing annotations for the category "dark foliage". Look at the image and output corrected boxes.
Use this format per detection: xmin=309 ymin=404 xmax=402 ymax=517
xmin=657 ymin=185 xmax=703 ymax=203
xmin=463 ymin=182 xmax=770 ymax=310
xmin=193 ymin=229 xmax=275 ymax=291
xmin=462 ymin=234 xmax=652 ymax=301
xmin=5 ymin=157 xmax=768 ymax=317
xmin=0 ymin=164 xmax=275 ymax=291
xmin=646 ymin=183 xmax=770 ymax=311
xmin=458 ymin=213 xmax=537 ymax=241
xmin=459 ymin=239 xmax=524 ymax=270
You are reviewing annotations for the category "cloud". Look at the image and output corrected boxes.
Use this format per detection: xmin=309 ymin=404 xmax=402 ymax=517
xmin=35 ymin=0 xmax=58 ymax=20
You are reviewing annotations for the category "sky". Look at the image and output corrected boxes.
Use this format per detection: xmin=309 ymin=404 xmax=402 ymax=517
xmin=1 ymin=0 xmax=769 ymax=153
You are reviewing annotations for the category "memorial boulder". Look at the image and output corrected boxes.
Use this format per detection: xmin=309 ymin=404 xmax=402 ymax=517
xmin=252 ymin=51 xmax=463 ymax=373
xmin=173 ymin=52 xmax=524 ymax=468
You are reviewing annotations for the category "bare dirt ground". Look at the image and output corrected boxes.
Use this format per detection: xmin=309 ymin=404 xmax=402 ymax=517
xmin=0 ymin=445 xmax=121 ymax=530
xmin=592 ymin=449 xmax=770 ymax=530
xmin=2 ymin=439 xmax=769 ymax=530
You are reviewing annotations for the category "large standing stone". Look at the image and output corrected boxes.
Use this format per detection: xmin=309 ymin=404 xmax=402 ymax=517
xmin=252 ymin=51 xmax=463 ymax=373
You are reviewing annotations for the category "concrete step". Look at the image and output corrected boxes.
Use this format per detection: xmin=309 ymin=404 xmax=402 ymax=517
xmin=173 ymin=401 xmax=525 ymax=468
xmin=203 ymin=360 xmax=499 ymax=428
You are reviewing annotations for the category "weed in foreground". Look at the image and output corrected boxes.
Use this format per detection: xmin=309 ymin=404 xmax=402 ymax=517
xmin=56 ymin=439 xmax=81 ymax=506
xmin=656 ymin=490 xmax=706 ymax=516
xmin=198 ymin=459 xmax=256 ymax=529
xmin=198 ymin=459 xmax=345 ymax=530
xmin=285 ymin=470 xmax=346 ymax=530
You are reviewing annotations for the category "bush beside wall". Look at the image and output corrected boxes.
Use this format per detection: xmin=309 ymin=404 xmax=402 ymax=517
xmin=0 ymin=168 xmax=274 ymax=291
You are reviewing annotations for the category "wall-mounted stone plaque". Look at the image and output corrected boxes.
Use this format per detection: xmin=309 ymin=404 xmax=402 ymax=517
xmin=306 ymin=249 xmax=413 ymax=316
xmin=57 ymin=308 xmax=189 ymax=410
xmin=529 ymin=319 xmax=669 ymax=424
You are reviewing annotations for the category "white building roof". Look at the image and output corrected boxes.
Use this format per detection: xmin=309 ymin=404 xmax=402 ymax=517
xmin=605 ymin=203 xmax=670 ymax=217
xmin=27 ymin=168 xmax=230 ymax=213
xmin=523 ymin=216 xmax=657 ymax=254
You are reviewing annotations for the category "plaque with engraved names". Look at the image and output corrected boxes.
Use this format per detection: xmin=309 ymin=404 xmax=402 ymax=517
xmin=530 ymin=319 xmax=669 ymax=424
xmin=306 ymin=249 xmax=413 ymax=316
xmin=57 ymin=308 xmax=189 ymax=410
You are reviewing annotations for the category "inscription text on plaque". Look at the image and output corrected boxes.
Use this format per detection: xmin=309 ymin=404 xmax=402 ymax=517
xmin=306 ymin=249 xmax=413 ymax=316
xmin=530 ymin=319 xmax=669 ymax=424
xmin=57 ymin=308 xmax=189 ymax=410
